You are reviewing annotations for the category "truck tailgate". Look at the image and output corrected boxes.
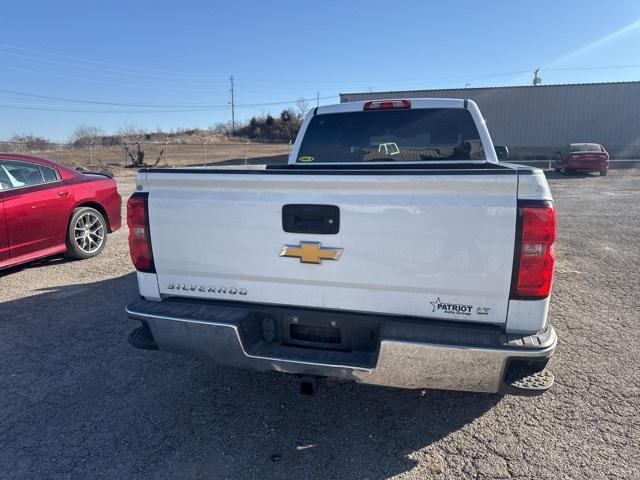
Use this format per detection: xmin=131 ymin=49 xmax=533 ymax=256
xmin=146 ymin=169 xmax=518 ymax=325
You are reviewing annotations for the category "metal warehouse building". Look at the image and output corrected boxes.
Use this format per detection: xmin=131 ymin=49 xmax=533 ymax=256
xmin=341 ymin=81 xmax=640 ymax=158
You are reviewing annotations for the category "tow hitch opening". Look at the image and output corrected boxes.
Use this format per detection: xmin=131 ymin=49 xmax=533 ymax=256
xmin=299 ymin=375 xmax=319 ymax=395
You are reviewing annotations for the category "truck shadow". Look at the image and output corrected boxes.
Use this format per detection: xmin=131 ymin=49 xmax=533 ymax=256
xmin=1 ymin=272 xmax=500 ymax=480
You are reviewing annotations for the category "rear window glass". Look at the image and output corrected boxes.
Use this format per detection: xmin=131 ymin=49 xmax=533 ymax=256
xmin=297 ymin=108 xmax=485 ymax=163
xmin=571 ymin=144 xmax=603 ymax=152
xmin=0 ymin=160 xmax=44 ymax=189
xmin=40 ymin=165 xmax=60 ymax=182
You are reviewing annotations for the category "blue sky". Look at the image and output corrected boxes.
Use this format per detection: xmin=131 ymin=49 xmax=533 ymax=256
xmin=1 ymin=0 xmax=639 ymax=140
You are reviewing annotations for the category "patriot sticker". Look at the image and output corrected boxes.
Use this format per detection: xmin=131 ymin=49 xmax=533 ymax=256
xmin=429 ymin=297 xmax=473 ymax=316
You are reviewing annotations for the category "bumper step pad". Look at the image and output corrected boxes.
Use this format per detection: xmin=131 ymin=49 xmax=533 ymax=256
xmin=503 ymin=368 xmax=554 ymax=396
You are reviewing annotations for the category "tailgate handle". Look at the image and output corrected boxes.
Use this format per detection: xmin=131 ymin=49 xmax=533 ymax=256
xmin=282 ymin=204 xmax=339 ymax=234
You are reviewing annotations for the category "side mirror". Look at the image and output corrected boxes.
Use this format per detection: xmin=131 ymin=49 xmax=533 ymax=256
xmin=494 ymin=145 xmax=509 ymax=161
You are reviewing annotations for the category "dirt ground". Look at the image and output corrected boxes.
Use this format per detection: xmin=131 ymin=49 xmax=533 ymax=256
xmin=0 ymin=169 xmax=638 ymax=479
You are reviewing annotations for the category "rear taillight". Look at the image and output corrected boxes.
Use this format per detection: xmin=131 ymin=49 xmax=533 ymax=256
xmin=363 ymin=99 xmax=411 ymax=110
xmin=127 ymin=193 xmax=155 ymax=272
xmin=511 ymin=203 xmax=556 ymax=299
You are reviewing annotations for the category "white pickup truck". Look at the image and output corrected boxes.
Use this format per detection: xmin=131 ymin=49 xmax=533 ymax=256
xmin=126 ymin=98 xmax=557 ymax=395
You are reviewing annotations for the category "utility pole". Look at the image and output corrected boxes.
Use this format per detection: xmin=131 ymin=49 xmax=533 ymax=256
xmin=533 ymin=68 xmax=542 ymax=86
xmin=230 ymin=75 xmax=236 ymax=132
xmin=316 ymin=92 xmax=320 ymax=108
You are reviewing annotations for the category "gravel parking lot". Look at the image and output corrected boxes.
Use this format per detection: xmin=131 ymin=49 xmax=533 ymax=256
xmin=1 ymin=169 xmax=638 ymax=479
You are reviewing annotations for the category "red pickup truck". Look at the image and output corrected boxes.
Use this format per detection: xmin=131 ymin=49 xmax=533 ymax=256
xmin=555 ymin=143 xmax=609 ymax=176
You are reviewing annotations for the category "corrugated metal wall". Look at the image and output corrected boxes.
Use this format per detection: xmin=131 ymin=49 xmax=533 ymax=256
xmin=340 ymin=82 xmax=640 ymax=152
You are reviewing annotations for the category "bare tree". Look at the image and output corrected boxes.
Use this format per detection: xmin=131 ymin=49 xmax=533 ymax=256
xmin=69 ymin=124 xmax=105 ymax=145
xmin=123 ymin=142 xmax=164 ymax=168
xmin=213 ymin=121 xmax=235 ymax=134
xmin=116 ymin=123 xmax=147 ymax=143
xmin=6 ymin=134 xmax=53 ymax=150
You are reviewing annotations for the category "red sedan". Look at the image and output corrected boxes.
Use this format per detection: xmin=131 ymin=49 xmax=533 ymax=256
xmin=555 ymin=143 xmax=609 ymax=176
xmin=0 ymin=154 xmax=121 ymax=270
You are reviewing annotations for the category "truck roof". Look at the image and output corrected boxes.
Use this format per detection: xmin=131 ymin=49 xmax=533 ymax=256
xmin=317 ymin=98 xmax=468 ymax=115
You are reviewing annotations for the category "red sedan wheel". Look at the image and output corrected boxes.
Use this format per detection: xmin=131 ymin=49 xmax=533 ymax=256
xmin=67 ymin=207 xmax=107 ymax=259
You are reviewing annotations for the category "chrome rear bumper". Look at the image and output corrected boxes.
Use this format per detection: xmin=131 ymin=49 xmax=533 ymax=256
xmin=126 ymin=299 xmax=556 ymax=394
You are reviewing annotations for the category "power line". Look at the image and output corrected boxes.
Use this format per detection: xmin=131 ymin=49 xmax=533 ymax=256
xmin=0 ymin=43 xmax=530 ymax=89
xmin=3 ymin=42 xmax=639 ymax=87
xmin=236 ymin=96 xmax=338 ymax=108
xmin=0 ymin=44 xmax=532 ymax=86
xmin=0 ymin=86 xmax=336 ymax=109
xmin=7 ymin=62 xmax=640 ymax=112
xmin=0 ymin=49 xmax=229 ymax=84
xmin=545 ymin=64 xmax=640 ymax=71
xmin=236 ymin=70 xmax=533 ymax=86
xmin=0 ymin=64 xmax=218 ymax=92
xmin=0 ymin=87 xmax=224 ymax=108
xmin=0 ymin=43 xmax=228 ymax=78
xmin=237 ymin=64 xmax=640 ymax=89
xmin=0 ymin=95 xmax=339 ymax=113
xmin=0 ymin=104 xmax=219 ymax=113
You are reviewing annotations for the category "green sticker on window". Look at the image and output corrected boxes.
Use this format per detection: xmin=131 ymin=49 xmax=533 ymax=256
xmin=298 ymin=156 xmax=315 ymax=163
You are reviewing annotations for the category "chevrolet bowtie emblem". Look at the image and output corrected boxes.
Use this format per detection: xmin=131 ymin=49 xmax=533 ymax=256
xmin=280 ymin=241 xmax=344 ymax=264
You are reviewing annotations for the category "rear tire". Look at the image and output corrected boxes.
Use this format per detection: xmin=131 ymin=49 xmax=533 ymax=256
xmin=599 ymin=168 xmax=608 ymax=176
xmin=560 ymin=165 xmax=569 ymax=175
xmin=66 ymin=207 xmax=108 ymax=260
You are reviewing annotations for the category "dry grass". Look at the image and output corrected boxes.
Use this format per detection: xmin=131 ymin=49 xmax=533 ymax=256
xmin=4 ymin=140 xmax=291 ymax=169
